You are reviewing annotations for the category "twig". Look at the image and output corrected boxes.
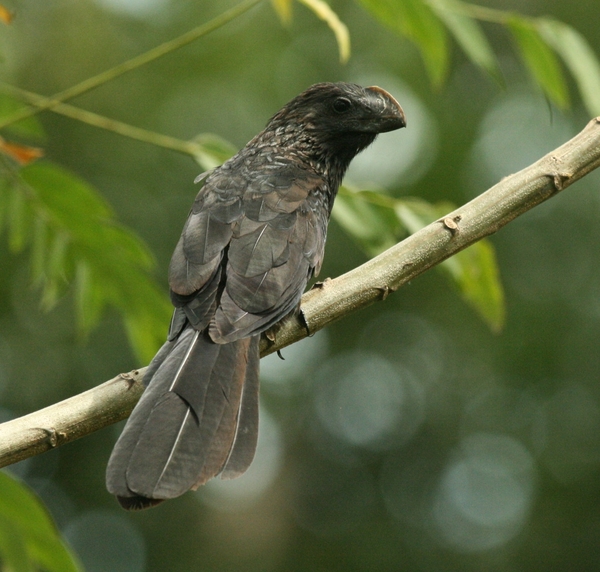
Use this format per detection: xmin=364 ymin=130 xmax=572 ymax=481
xmin=0 ymin=0 xmax=263 ymax=130
xmin=0 ymin=117 xmax=599 ymax=468
xmin=0 ymin=83 xmax=204 ymax=157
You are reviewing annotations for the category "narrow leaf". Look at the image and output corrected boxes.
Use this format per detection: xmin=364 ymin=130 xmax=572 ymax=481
xmin=298 ymin=0 xmax=350 ymax=63
xmin=124 ymin=305 xmax=171 ymax=365
xmin=508 ymin=16 xmax=569 ymax=108
xmin=538 ymin=18 xmax=600 ymax=116
xmin=447 ymin=241 xmax=505 ymax=331
xmin=0 ymin=516 xmax=32 ymax=572
xmin=395 ymin=197 xmax=505 ymax=331
xmin=0 ymin=94 xmax=46 ymax=141
xmin=7 ymin=186 xmax=29 ymax=252
xmin=270 ymin=0 xmax=293 ymax=25
xmin=0 ymin=472 xmax=82 ymax=572
xmin=75 ymin=260 xmax=97 ymax=333
xmin=20 ymin=162 xmax=113 ymax=229
xmin=18 ymin=162 xmax=172 ymax=358
xmin=430 ymin=0 xmax=502 ymax=84
xmin=358 ymin=0 xmax=448 ymax=86
xmin=0 ymin=137 xmax=44 ymax=165
xmin=0 ymin=177 xmax=7 ymax=236
xmin=30 ymin=216 xmax=48 ymax=286
xmin=333 ymin=189 xmax=399 ymax=256
xmin=192 ymin=133 xmax=237 ymax=171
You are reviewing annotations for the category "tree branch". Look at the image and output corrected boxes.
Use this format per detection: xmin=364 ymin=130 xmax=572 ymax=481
xmin=1 ymin=117 xmax=599 ymax=468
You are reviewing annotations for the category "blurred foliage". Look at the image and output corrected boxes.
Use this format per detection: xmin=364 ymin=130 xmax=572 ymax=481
xmin=0 ymin=471 xmax=81 ymax=572
xmin=0 ymin=0 xmax=600 ymax=571
xmin=0 ymin=97 xmax=172 ymax=362
xmin=359 ymin=0 xmax=600 ymax=114
xmin=335 ymin=188 xmax=505 ymax=331
xmin=0 ymin=0 xmax=597 ymax=357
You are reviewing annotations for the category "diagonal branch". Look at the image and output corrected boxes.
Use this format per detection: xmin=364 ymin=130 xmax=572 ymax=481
xmin=0 ymin=117 xmax=599 ymax=468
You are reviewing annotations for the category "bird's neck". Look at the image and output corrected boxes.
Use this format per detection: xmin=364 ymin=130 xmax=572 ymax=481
xmin=258 ymin=126 xmax=374 ymax=192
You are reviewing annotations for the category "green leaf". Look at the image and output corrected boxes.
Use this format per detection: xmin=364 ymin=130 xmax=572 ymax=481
xmin=74 ymin=260 xmax=103 ymax=333
xmin=270 ymin=0 xmax=293 ymax=25
xmin=37 ymin=228 xmax=70 ymax=312
xmin=0 ymin=515 xmax=32 ymax=572
xmin=297 ymin=0 xmax=351 ymax=63
xmin=0 ymin=94 xmax=46 ymax=142
xmin=508 ymin=16 xmax=569 ymax=108
xmin=192 ymin=133 xmax=238 ymax=170
xmin=395 ymin=197 xmax=505 ymax=331
xmin=20 ymin=161 xmax=113 ymax=238
xmin=429 ymin=0 xmax=502 ymax=84
xmin=444 ymin=240 xmax=505 ymax=332
xmin=333 ymin=188 xmax=399 ymax=256
xmin=395 ymin=196 xmax=453 ymax=234
xmin=358 ymin=0 xmax=448 ymax=86
xmin=7 ymin=185 xmax=30 ymax=252
xmin=0 ymin=176 xmax=8 ymax=236
xmin=14 ymin=161 xmax=171 ymax=361
xmin=538 ymin=18 xmax=600 ymax=116
xmin=30 ymin=215 xmax=48 ymax=286
xmin=0 ymin=471 xmax=82 ymax=572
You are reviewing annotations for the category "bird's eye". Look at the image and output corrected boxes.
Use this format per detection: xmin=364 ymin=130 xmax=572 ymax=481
xmin=333 ymin=97 xmax=352 ymax=113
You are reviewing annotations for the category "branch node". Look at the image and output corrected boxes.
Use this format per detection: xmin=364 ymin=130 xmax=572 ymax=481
xmin=119 ymin=370 xmax=139 ymax=389
xmin=548 ymin=155 xmax=573 ymax=191
xmin=311 ymin=277 xmax=332 ymax=289
xmin=299 ymin=308 xmax=312 ymax=337
xmin=442 ymin=216 xmax=461 ymax=235
xmin=377 ymin=285 xmax=391 ymax=300
xmin=40 ymin=427 xmax=62 ymax=448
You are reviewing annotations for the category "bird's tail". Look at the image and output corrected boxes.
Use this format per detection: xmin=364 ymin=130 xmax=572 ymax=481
xmin=106 ymin=324 xmax=260 ymax=510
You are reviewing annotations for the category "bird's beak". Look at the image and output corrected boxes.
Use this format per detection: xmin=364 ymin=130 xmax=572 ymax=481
xmin=366 ymin=85 xmax=407 ymax=132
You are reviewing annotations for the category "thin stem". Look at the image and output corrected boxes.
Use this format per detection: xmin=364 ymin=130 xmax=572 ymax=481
xmin=0 ymin=0 xmax=263 ymax=130
xmin=0 ymin=82 xmax=203 ymax=156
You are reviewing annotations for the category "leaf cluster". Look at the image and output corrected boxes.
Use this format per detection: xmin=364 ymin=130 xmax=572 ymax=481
xmin=357 ymin=0 xmax=600 ymax=115
xmin=0 ymin=96 xmax=171 ymax=363
xmin=334 ymin=188 xmax=504 ymax=331
xmin=0 ymin=471 xmax=82 ymax=572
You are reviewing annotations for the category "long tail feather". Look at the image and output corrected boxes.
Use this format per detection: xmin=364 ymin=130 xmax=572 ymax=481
xmin=106 ymin=325 xmax=260 ymax=510
xmin=220 ymin=335 xmax=260 ymax=479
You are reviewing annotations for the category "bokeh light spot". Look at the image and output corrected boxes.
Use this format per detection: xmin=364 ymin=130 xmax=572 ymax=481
xmin=313 ymin=351 xmax=425 ymax=451
xmin=433 ymin=433 xmax=535 ymax=552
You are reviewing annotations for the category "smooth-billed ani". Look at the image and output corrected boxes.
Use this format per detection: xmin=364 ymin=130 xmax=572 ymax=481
xmin=106 ymin=82 xmax=406 ymax=510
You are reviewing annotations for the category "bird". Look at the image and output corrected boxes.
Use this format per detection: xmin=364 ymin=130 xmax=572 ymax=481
xmin=106 ymin=82 xmax=406 ymax=510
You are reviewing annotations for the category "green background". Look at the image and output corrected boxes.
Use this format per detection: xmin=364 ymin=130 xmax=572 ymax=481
xmin=1 ymin=0 xmax=600 ymax=570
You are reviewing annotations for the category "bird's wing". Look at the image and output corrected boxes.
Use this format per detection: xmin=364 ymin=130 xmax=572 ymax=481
xmin=167 ymin=156 xmax=327 ymax=343
xmin=168 ymin=170 xmax=244 ymax=329
xmin=209 ymin=161 xmax=328 ymax=343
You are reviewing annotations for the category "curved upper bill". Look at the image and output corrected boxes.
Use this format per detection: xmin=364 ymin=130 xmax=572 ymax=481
xmin=366 ymin=85 xmax=407 ymax=132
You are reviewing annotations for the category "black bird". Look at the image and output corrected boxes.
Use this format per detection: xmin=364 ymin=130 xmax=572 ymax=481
xmin=106 ymin=82 xmax=406 ymax=510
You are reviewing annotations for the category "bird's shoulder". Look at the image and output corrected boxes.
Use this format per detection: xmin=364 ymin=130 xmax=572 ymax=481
xmin=169 ymin=147 xmax=328 ymax=302
xmin=195 ymin=145 xmax=328 ymax=208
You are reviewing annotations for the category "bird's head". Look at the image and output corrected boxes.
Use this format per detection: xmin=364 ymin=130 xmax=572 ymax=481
xmin=266 ymin=82 xmax=406 ymax=175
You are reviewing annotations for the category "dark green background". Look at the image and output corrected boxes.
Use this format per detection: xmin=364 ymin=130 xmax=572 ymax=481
xmin=2 ymin=0 xmax=600 ymax=570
